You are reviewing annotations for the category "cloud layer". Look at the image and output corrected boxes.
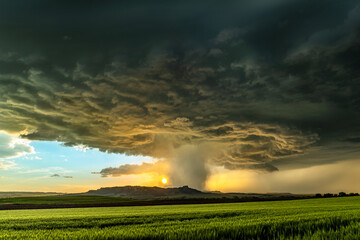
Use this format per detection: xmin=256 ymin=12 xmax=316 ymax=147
xmin=0 ymin=0 xmax=359 ymax=188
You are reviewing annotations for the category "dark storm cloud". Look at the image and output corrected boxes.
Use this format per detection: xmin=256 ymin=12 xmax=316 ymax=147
xmin=0 ymin=0 xmax=359 ymax=187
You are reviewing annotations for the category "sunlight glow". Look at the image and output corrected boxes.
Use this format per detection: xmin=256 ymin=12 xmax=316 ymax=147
xmin=162 ymin=178 xmax=167 ymax=184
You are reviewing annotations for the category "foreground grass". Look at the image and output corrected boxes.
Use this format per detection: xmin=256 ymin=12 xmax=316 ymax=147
xmin=1 ymin=197 xmax=360 ymax=239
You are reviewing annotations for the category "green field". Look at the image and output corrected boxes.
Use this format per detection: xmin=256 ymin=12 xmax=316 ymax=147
xmin=1 ymin=197 xmax=360 ymax=239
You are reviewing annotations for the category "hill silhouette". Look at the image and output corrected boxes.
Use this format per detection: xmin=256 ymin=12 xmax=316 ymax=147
xmin=85 ymin=185 xmax=205 ymax=198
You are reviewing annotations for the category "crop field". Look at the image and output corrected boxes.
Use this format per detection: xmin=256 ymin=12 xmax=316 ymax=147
xmin=1 ymin=197 xmax=360 ymax=239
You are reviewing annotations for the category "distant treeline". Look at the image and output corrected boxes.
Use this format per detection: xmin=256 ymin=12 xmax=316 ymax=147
xmin=315 ymin=192 xmax=359 ymax=198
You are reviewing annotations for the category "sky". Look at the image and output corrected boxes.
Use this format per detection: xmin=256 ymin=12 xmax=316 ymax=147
xmin=0 ymin=0 xmax=360 ymax=193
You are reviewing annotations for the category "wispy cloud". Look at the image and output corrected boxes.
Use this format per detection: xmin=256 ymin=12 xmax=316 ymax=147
xmin=19 ymin=167 xmax=71 ymax=174
xmin=50 ymin=173 xmax=74 ymax=178
xmin=0 ymin=160 xmax=15 ymax=170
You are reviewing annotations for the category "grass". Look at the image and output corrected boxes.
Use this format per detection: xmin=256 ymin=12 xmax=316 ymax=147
xmin=1 ymin=197 xmax=360 ymax=239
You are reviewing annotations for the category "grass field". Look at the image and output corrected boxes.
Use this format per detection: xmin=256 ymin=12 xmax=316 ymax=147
xmin=1 ymin=197 xmax=360 ymax=239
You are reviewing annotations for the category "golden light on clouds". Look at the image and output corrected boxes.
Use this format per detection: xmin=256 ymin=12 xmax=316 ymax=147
xmin=205 ymin=159 xmax=360 ymax=194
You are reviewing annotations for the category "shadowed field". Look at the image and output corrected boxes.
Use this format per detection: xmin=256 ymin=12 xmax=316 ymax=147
xmin=0 ymin=195 xmax=134 ymax=206
xmin=0 ymin=194 xmax=312 ymax=210
xmin=0 ymin=186 xmax=312 ymax=210
xmin=1 ymin=196 xmax=360 ymax=239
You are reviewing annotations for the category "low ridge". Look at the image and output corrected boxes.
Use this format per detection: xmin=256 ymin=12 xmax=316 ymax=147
xmin=86 ymin=185 xmax=204 ymax=198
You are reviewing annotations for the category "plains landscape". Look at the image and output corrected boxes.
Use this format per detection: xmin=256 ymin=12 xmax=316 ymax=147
xmin=0 ymin=190 xmax=360 ymax=239
xmin=0 ymin=0 xmax=360 ymax=239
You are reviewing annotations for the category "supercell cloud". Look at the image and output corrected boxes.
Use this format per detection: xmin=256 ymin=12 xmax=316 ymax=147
xmin=0 ymin=0 xmax=359 ymax=188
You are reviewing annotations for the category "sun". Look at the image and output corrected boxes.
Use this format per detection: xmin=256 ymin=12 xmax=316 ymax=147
xmin=162 ymin=178 xmax=168 ymax=184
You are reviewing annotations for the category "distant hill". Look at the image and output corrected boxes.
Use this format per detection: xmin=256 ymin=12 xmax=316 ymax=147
xmin=0 ymin=192 xmax=61 ymax=199
xmin=0 ymin=187 xmax=311 ymax=201
xmin=84 ymin=185 xmax=205 ymax=198
xmin=82 ymin=185 xmax=310 ymax=200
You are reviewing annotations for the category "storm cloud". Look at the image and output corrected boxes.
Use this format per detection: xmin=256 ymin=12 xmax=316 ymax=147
xmin=0 ymin=0 xmax=359 ymax=188
xmin=96 ymin=161 xmax=168 ymax=177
